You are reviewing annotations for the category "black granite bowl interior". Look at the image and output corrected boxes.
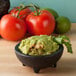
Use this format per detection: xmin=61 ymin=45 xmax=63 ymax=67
xmin=15 ymin=43 xmax=63 ymax=73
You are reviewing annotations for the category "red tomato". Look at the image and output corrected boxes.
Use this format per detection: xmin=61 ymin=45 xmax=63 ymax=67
xmin=0 ymin=14 xmax=26 ymax=41
xmin=26 ymin=10 xmax=55 ymax=35
xmin=9 ymin=7 xmax=31 ymax=21
xmin=9 ymin=7 xmax=19 ymax=14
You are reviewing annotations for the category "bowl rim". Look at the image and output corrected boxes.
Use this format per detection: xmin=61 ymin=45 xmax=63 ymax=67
xmin=15 ymin=43 xmax=63 ymax=57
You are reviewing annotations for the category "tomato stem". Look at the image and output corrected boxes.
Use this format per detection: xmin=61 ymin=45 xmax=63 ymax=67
xmin=29 ymin=4 xmax=40 ymax=16
xmin=16 ymin=4 xmax=40 ymax=17
xmin=17 ymin=8 xmax=22 ymax=18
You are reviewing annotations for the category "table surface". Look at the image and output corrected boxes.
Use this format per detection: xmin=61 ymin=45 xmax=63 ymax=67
xmin=0 ymin=23 xmax=76 ymax=76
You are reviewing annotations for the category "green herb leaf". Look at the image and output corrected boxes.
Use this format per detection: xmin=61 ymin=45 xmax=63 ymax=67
xmin=52 ymin=35 xmax=73 ymax=54
xmin=63 ymin=41 xmax=72 ymax=53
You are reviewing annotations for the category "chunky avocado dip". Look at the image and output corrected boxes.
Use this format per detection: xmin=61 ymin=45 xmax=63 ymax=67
xmin=18 ymin=35 xmax=59 ymax=55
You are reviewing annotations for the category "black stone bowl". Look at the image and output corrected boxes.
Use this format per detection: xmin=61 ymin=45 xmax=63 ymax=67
xmin=15 ymin=43 xmax=63 ymax=73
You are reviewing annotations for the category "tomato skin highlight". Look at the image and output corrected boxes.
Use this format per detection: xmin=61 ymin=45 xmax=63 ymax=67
xmin=9 ymin=7 xmax=31 ymax=21
xmin=0 ymin=14 xmax=27 ymax=41
xmin=26 ymin=10 xmax=55 ymax=35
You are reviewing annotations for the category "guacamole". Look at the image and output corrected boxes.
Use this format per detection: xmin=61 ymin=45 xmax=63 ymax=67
xmin=18 ymin=35 xmax=59 ymax=56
